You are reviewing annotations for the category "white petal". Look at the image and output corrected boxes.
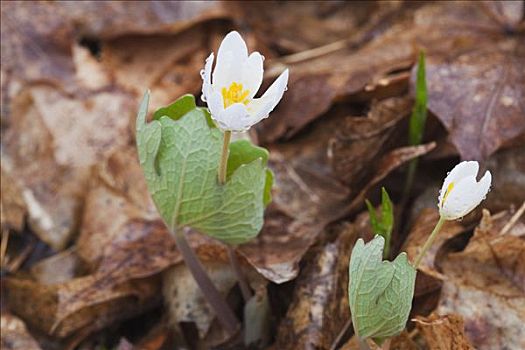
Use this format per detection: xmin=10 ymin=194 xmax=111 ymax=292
xmin=201 ymin=52 xmax=214 ymax=102
xmin=215 ymin=103 xmax=254 ymax=132
xmin=246 ymin=69 xmax=289 ymax=123
xmin=438 ymin=161 xmax=479 ymax=207
xmin=242 ymin=52 xmax=264 ymax=100
xmin=439 ymin=170 xmax=491 ymax=220
xmin=207 ymin=91 xmax=225 ymax=121
xmin=213 ymin=31 xmax=248 ymax=90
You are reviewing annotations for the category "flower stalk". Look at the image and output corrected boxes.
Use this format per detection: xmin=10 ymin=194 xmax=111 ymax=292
xmin=227 ymin=245 xmax=252 ymax=302
xmin=218 ymin=131 xmax=253 ymax=302
xmin=413 ymin=216 xmax=445 ymax=268
xmin=218 ymin=130 xmax=231 ymax=185
xmin=170 ymin=226 xmax=240 ymax=336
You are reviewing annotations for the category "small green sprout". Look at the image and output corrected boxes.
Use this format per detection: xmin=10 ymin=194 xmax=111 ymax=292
xmin=365 ymin=187 xmax=394 ymax=259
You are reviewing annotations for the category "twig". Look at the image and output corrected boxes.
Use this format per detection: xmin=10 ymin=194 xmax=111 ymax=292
xmin=499 ymin=201 xmax=525 ymax=236
xmin=330 ymin=318 xmax=352 ymax=350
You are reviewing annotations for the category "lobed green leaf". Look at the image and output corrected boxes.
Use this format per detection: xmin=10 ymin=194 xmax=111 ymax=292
xmin=348 ymin=236 xmax=416 ymax=342
xmin=136 ymin=92 xmax=272 ymax=244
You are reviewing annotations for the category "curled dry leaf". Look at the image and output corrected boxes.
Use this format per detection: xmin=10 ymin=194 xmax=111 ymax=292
xmin=30 ymin=86 xmax=134 ymax=168
xmin=437 ymin=210 xmax=525 ymax=349
xmin=57 ymin=1 xmax=226 ymax=39
xmin=255 ymin=5 xmax=418 ymax=143
xmin=0 ymin=1 xmax=225 ymax=87
xmin=162 ymin=261 xmax=237 ymax=339
xmin=102 ymin=26 xmax=208 ymax=110
xmin=1 ymin=85 xmax=134 ymax=250
xmin=329 ymin=96 xmax=412 ymax=186
xmin=76 ymin=147 xmax=157 ymax=268
xmin=342 ymin=142 xmax=436 ymax=216
xmin=275 ymin=223 xmax=357 ymax=349
xmin=0 ymin=2 xmax=75 ymax=89
xmin=411 ymin=2 xmax=525 ymax=161
xmin=5 ymin=273 xmax=160 ymax=338
xmin=425 ymin=38 xmax=525 ymax=161
xmin=227 ymin=1 xmax=378 ymax=53
xmin=240 ymin=113 xmax=352 ymax=283
xmin=485 ymin=145 xmax=525 ymax=212
xmin=2 ymin=89 xmax=91 ymax=250
xmin=414 ymin=313 xmax=474 ymax=350
xmin=256 ymin=73 xmax=338 ymax=143
xmin=0 ymin=313 xmax=42 ymax=350
xmin=30 ymin=248 xmax=82 ymax=284
xmin=5 ymin=150 xmax=176 ymax=338
xmin=0 ymin=166 xmax=26 ymax=231
xmin=259 ymin=1 xmax=525 ymax=157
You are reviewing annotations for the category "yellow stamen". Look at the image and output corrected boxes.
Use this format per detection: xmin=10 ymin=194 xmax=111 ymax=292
xmin=221 ymin=82 xmax=250 ymax=108
xmin=441 ymin=182 xmax=455 ymax=207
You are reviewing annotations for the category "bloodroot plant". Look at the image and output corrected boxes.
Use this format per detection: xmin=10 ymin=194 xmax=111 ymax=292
xmin=135 ymin=31 xmax=288 ymax=336
xmin=349 ymin=161 xmax=491 ymax=347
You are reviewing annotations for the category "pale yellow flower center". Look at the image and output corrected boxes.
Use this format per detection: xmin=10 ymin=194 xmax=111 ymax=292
xmin=441 ymin=182 xmax=455 ymax=207
xmin=221 ymin=82 xmax=250 ymax=108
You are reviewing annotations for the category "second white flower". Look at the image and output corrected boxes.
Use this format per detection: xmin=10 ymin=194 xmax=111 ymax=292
xmin=438 ymin=161 xmax=492 ymax=220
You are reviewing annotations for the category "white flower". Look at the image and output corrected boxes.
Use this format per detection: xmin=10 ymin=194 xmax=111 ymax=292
xmin=438 ymin=161 xmax=492 ymax=220
xmin=201 ymin=31 xmax=289 ymax=132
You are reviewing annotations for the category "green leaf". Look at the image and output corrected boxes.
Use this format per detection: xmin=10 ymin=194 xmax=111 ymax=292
xmin=153 ymin=94 xmax=216 ymax=128
xmin=227 ymin=140 xmax=268 ymax=177
xmin=348 ymin=236 xmax=416 ymax=342
xmin=136 ymin=92 xmax=269 ymax=244
xmin=263 ymin=169 xmax=274 ymax=207
xmin=409 ymin=51 xmax=427 ymax=146
xmin=227 ymin=140 xmax=273 ymax=206
xmin=365 ymin=188 xmax=394 ymax=258
xmin=153 ymin=94 xmax=196 ymax=121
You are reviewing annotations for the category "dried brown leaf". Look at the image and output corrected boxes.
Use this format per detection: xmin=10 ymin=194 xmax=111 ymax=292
xmin=414 ymin=313 xmax=474 ymax=350
xmin=30 ymin=86 xmax=134 ymax=167
xmin=0 ymin=2 xmax=75 ymax=88
xmin=240 ymin=116 xmax=352 ymax=282
xmin=5 ymin=274 xmax=160 ymax=338
xmin=330 ymin=96 xmax=412 ymax=186
xmin=275 ymin=224 xmax=357 ymax=349
xmin=485 ymin=145 xmax=525 ymax=212
xmin=0 ymin=313 xmax=42 ymax=350
xmin=437 ymin=210 xmax=525 ymax=349
xmin=425 ymin=38 xmax=525 ymax=160
xmin=0 ymin=166 xmax=26 ymax=232
xmin=162 ymin=262 xmax=237 ymax=338
xmin=2 ymin=90 xmax=91 ymax=249
xmin=102 ymin=26 xmax=208 ymax=109
xmin=342 ymin=142 xmax=436 ymax=216
xmin=228 ymin=1 xmax=378 ymax=53
xmin=1 ymin=85 xmax=134 ymax=249
xmin=30 ymin=248 xmax=82 ymax=284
